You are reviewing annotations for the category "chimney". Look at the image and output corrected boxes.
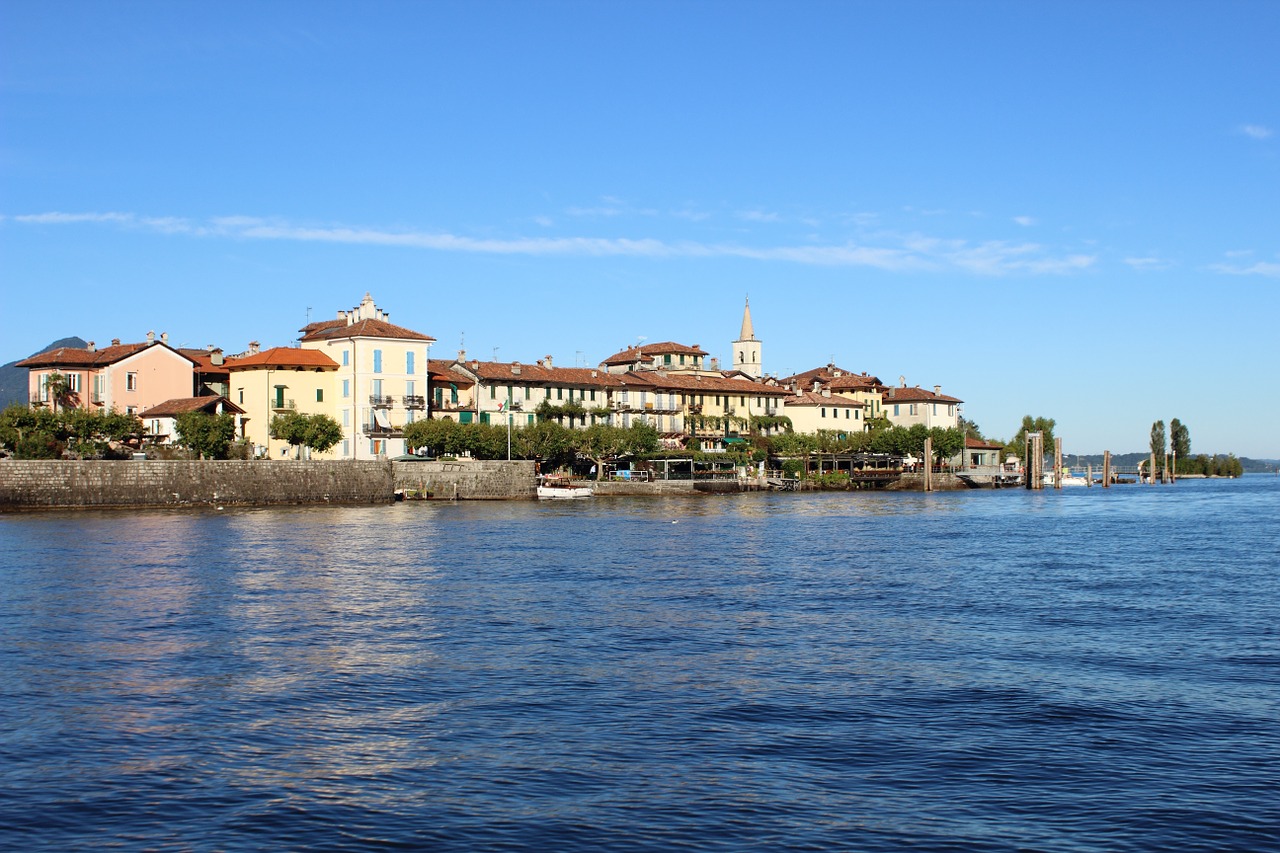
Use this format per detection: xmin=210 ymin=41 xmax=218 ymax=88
xmin=146 ymin=330 xmax=156 ymax=345
xmin=934 ymin=385 xmax=941 ymax=395
xmin=458 ymin=349 xmax=466 ymax=362
xmin=160 ymin=332 xmax=168 ymax=345
xmin=710 ymin=357 xmax=720 ymax=371
xmin=812 ymin=380 xmax=821 ymax=392
xmin=249 ymin=341 xmax=260 ymax=355
xmin=111 ymin=338 xmax=121 ymax=347
xmin=87 ymin=341 xmax=96 ymax=352
xmin=543 ymin=355 xmax=553 ymax=368
xmin=888 ymin=387 xmax=896 ymax=398
xmin=211 ymin=348 xmax=224 ymax=366
xmin=822 ymin=388 xmax=831 ymax=398
xmin=511 ymin=363 xmax=521 ymax=375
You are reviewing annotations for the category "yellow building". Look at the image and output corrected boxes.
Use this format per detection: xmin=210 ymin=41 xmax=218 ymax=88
xmin=300 ymin=294 xmax=436 ymax=459
xmin=227 ymin=347 xmax=340 ymax=459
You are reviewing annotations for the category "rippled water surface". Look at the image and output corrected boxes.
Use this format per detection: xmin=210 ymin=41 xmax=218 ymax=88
xmin=2 ymin=477 xmax=1278 ymax=851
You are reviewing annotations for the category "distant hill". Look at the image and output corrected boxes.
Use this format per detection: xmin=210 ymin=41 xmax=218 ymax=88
xmin=0 ymin=337 xmax=87 ymax=408
xmin=1065 ymin=451 xmax=1277 ymax=474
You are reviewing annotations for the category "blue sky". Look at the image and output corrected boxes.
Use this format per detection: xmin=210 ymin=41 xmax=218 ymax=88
xmin=2 ymin=1 xmax=1277 ymax=457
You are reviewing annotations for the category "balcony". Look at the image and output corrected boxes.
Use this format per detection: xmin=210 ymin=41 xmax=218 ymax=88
xmin=403 ymin=395 xmax=426 ymax=409
xmin=369 ymin=395 xmax=395 ymax=408
xmin=434 ymin=399 xmax=467 ymax=412
xmin=272 ymin=399 xmax=296 ymax=412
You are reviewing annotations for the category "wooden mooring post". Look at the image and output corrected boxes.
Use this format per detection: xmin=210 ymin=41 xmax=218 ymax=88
xmin=1054 ymin=436 xmax=1063 ymax=489
xmin=1087 ymin=463 xmax=1093 ymax=487
xmin=1025 ymin=432 xmax=1044 ymax=489
xmin=1103 ymin=451 xmax=1111 ymax=488
xmin=923 ymin=437 xmax=933 ymax=492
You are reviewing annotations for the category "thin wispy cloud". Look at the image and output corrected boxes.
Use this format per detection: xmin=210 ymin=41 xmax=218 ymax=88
xmin=737 ymin=209 xmax=782 ymax=223
xmin=1239 ymin=124 xmax=1273 ymax=140
xmin=1013 ymin=216 xmax=1036 ymax=227
xmin=1123 ymin=256 xmax=1171 ymax=271
xmin=8 ymin=210 xmax=1100 ymax=276
xmin=1210 ymin=259 xmax=1280 ymax=278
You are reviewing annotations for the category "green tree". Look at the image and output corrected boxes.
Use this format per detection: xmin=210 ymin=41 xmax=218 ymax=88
xmin=1150 ymin=419 xmax=1167 ymax=473
xmin=576 ymin=424 xmax=631 ymax=480
xmin=0 ymin=403 xmax=62 ymax=458
xmin=1170 ymin=418 xmax=1190 ymax=460
xmin=403 ymin=418 xmax=466 ymax=456
xmin=303 ymin=414 xmax=343 ymax=454
xmin=175 ymin=411 xmax=237 ymax=459
xmin=514 ymin=420 xmax=576 ymax=470
xmin=269 ymin=412 xmax=343 ymax=457
xmin=1005 ymin=415 xmax=1056 ymax=461
xmin=928 ymin=426 xmax=966 ymax=465
xmin=958 ymin=417 xmax=983 ymax=440
xmin=44 ymin=372 xmax=76 ymax=413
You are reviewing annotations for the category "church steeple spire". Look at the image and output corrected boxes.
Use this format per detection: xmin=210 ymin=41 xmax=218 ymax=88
xmin=739 ymin=296 xmax=755 ymax=341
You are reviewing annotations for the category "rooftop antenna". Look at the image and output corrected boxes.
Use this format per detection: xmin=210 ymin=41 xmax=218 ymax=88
xmin=306 ymin=306 xmax=312 ymax=325
xmin=492 ymin=346 xmax=500 ymax=362
xmin=576 ymin=350 xmax=584 ymax=367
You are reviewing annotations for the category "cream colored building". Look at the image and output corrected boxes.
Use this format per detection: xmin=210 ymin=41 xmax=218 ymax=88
xmin=882 ymin=382 xmax=962 ymax=430
xmin=782 ymin=388 xmax=865 ymax=435
xmin=300 ymin=294 xmax=436 ymax=459
xmin=227 ymin=347 xmax=340 ymax=458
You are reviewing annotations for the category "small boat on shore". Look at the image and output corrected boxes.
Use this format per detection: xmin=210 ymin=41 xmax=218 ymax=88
xmin=537 ymin=476 xmax=593 ymax=499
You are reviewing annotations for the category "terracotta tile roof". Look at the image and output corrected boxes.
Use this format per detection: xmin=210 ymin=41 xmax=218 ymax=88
xmin=882 ymin=385 xmax=964 ymax=404
xmin=828 ymin=374 xmax=883 ymax=391
xmin=299 ymin=317 xmax=436 ymax=343
xmin=965 ymin=436 xmax=1004 ymax=449
xmin=782 ymin=390 xmax=865 ymax=408
xmin=429 ymin=360 xmax=474 ymax=385
xmin=619 ymin=372 xmax=791 ymax=396
xmin=226 ymin=347 xmax=340 ymax=370
xmin=17 ymin=342 xmax=197 ymax=368
xmin=600 ymin=342 xmax=708 ymax=366
xmin=459 ymin=360 xmax=625 ymax=387
xmin=139 ymin=395 xmax=246 ymax=418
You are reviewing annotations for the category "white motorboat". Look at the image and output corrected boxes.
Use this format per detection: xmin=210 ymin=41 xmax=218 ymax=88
xmin=537 ymin=476 xmax=593 ymax=499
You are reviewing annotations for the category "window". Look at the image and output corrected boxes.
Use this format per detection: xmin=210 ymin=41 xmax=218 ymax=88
xmin=373 ymin=349 xmax=383 ymax=373
xmin=372 ymin=379 xmax=382 ymax=398
xmin=910 ymin=404 xmax=918 ymax=416
xmin=845 ymin=409 xmax=850 ymax=419
xmin=66 ymin=374 xmax=81 ymax=392
xmin=821 ymin=408 xmax=827 ymax=418
xmin=679 ymin=354 xmax=686 ymax=364
xmin=933 ymin=404 xmax=938 ymax=415
xmin=343 ymin=409 xmax=350 ymax=426
xmin=275 ymin=386 xmax=286 ymax=408
xmin=407 ymin=409 xmax=415 ymax=424
xmin=342 ymin=350 xmax=349 ymax=366
xmin=450 ymin=384 xmax=459 ymax=404
xmin=342 ymin=379 xmax=350 ymax=398
xmin=480 ymin=412 xmax=491 ymax=425
xmin=556 ymin=388 xmax=563 ymax=400
xmin=490 ymin=385 xmax=497 ymax=400
xmin=126 ymin=406 xmax=136 ymax=416
xmin=238 ymin=389 xmax=244 ymax=404
xmin=664 ymin=354 xmax=671 ymax=365
xmin=406 ymin=381 xmax=415 ymax=397
xmin=406 ymin=351 xmax=415 ymax=374
xmin=590 ymin=390 xmax=596 ymax=401
xmin=126 ymin=372 xmax=138 ymax=391
xmin=316 ymin=389 xmax=324 ymax=403
xmin=342 ymin=440 xmax=349 ymax=457
xmin=893 ymin=404 xmax=900 ymax=416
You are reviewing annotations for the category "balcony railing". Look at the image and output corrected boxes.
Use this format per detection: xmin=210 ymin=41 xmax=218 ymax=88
xmin=272 ymin=399 xmax=296 ymax=412
xmin=403 ymin=395 xmax=426 ymax=409
xmin=433 ymin=399 xmax=466 ymax=412
xmin=366 ymin=423 xmax=403 ymax=437
xmin=369 ymin=395 xmax=395 ymax=408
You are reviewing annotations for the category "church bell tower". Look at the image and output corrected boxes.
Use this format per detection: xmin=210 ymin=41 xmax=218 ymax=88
xmin=732 ymin=297 xmax=762 ymax=378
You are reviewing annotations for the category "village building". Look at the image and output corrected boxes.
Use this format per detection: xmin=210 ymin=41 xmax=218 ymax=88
xmin=17 ymin=332 xmax=199 ymax=417
xmin=138 ymin=395 xmax=246 ymax=446
xmin=731 ymin=298 xmax=763 ymax=378
xmin=598 ymin=342 xmax=712 ymax=375
xmin=299 ymin=294 xmax=436 ymax=459
xmin=226 ymin=346 xmax=341 ymax=458
xmin=782 ymin=388 xmax=866 ymax=435
xmin=881 ymin=382 xmax=963 ymax=430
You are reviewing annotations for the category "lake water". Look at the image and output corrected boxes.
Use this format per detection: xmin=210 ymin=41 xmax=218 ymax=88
xmin=2 ymin=477 xmax=1278 ymax=851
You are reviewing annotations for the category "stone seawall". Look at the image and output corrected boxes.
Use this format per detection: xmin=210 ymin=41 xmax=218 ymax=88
xmin=0 ymin=460 xmax=395 ymax=509
xmin=391 ymin=460 xmax=536 ymax=500
xmin=589 ymin=480 xmax=699 ymax=497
